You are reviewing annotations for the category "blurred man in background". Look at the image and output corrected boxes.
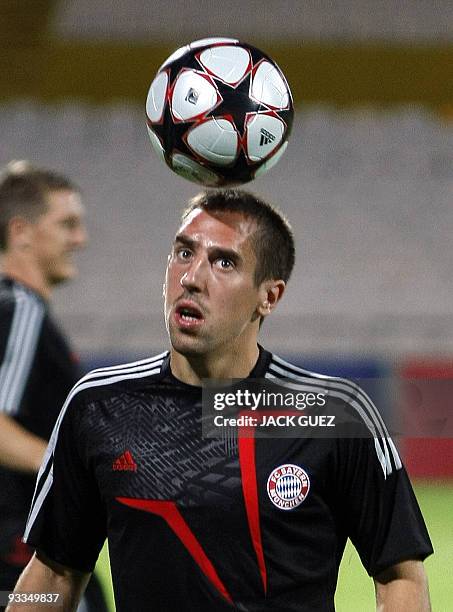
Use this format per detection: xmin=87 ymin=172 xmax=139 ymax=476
xmin=0 ymin=161 xmax=107 ymax=611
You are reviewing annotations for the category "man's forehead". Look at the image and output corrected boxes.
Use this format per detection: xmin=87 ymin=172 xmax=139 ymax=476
xmin=176 ymin=208 xmax=256 ymax=243
xmin=46 ymin=189 xmax=84 ymax=216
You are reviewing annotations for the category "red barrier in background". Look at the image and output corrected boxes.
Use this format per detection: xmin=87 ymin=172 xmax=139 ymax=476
xmin=399 ymin=360 xmax=453 ymax=479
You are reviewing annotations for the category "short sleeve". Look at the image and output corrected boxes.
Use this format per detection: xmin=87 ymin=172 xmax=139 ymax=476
xmin=334 ymin=435 xmax=433 ymax=576
xmin=24 ymin=392 xmax=106 ymax=572
xmin=0 ymin=294 xmax=44 ymax=416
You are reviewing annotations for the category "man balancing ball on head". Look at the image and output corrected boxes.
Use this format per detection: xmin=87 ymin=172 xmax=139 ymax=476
xmin=10 ymin=189 xmax=432 ymax=611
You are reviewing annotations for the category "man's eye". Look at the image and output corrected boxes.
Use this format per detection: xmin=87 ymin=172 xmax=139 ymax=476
xmin=216 ymin=258 xmax=234 ymax=270
xmin=60 ymin=219 xmax=77 ymax=230
xmin=177 ymin=248 xmax=192 ymax=259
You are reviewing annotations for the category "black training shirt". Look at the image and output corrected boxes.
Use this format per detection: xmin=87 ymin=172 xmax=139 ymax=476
xmin=25 ymin=349 xmax=432 ymax=611
xmin=0 ymin=277 xmax=79 ymax=570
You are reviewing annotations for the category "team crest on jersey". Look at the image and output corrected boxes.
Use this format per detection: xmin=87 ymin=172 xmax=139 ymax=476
xmin=267 ymin=464 xmax=310 ymax=510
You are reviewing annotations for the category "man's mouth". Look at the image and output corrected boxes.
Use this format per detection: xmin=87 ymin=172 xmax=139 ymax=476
xmin=174 ymin=302 xmax=205 ymax=328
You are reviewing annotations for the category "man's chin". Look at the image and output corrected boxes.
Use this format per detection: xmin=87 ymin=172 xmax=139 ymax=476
xmin=168 ymin=330 xmax=207 ymax=357
xmin=49 ymin=269 xmax=77 ymax=286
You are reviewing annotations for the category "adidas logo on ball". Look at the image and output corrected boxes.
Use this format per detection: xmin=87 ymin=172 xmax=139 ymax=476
xmin=259 ymin=128 xmax=276 ymax=146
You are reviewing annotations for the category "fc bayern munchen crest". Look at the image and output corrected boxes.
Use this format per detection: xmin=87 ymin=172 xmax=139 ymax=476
xmin=267 ymin=464 xmax=310 ymax=510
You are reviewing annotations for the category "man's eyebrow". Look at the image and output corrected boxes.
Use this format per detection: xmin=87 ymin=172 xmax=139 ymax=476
xmin=208 ymin=247 xmax=242 ymax=265
xmin=174 ymin=234 xmax=242 ymax=264
xmin=174 ymin=234 xmax=196 ymax=249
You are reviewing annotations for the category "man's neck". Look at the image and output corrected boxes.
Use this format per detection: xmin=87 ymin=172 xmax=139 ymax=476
xmin=1 ymin=254 xmax=52 ymax=300
xmin=170 ymin=343 xmax=260 ymax=386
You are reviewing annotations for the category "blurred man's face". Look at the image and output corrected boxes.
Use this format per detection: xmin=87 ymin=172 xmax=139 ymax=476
xmin=164 ymin=208 xmax=264 ymax=358
xmin=32 ymin=189 xmax=87 ymax=285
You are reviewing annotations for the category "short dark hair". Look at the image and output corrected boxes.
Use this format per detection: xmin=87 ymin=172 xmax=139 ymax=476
xmin=0 ymin=160 xmax=78 ymax=250
xmin=182 ymin=189 xmax=295 ymax=285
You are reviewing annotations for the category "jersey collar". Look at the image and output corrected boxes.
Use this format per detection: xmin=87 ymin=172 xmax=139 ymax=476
xmin=162 ymin=344 xmax=273 ymax=389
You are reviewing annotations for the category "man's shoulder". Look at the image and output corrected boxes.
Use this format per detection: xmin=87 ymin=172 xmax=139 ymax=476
xmin=0 ymin=277 xmax=45 ymax=315
xmin=267 ymin=351 xmax=402 ymax=477
xmin=68 ymin=351 xmax=169 ymax=407
xmin=266 ymin=351 xmax=379 ymax=415
xmin=266 ymin=352 xmax=346 ymax=385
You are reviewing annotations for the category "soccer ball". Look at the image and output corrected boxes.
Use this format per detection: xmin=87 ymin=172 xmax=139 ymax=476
xmin=146 ymin=37 xmax=294 ymax=186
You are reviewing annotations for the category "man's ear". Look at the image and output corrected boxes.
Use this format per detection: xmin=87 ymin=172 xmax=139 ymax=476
xmin=256 ymin=279 xmax=286 ymax=318
xmin=7 ymin=216 xmax=33 ymax=250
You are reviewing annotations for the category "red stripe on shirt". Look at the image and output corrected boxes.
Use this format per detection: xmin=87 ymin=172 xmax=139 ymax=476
xmin=238 ymin=421 xmax=267 ymax=594
xmin=116 ymin=497 xmax=233 ymax=604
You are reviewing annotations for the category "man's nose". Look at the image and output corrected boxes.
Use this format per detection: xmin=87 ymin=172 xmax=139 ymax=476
xmin=72 ymin=223 xmax=88 ymax=249
xmin=180 ymin=257 xmax=207 ymax=292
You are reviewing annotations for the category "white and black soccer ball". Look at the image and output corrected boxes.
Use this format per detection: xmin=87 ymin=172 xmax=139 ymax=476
xmin=146 ymin=37 xmax=294 ymax=186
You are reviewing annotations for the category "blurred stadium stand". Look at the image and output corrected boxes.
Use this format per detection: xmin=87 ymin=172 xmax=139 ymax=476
xmin=1 ymin=1 xmax=453 ymax=107
xmin=1 ymin=0 xmax=452 ymax=475
xmin=1 ymin=104 xmax=451 ymax=358
xmin=52 ymin=0 xmax=453 ymax=41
